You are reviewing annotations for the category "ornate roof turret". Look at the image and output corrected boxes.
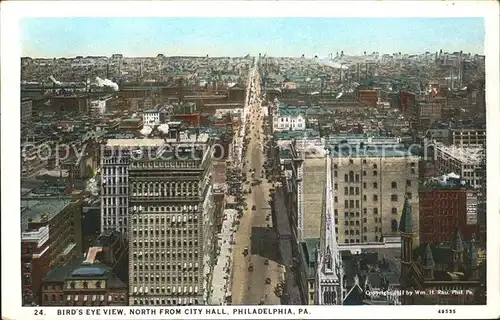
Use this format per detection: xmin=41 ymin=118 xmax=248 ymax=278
xmin=422 ymin=244 xmax=435 ymax=269
xmin=398 ymin=197 xmax=412 ymax=234
xmin=469 ymin=241 xmax=478 ymax=268
xmin=452 ymin=229 xmax=464 ymax=253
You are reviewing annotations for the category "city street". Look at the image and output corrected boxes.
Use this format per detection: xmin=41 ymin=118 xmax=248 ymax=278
xmin=231 ymin=66 xmax=285 ymax=305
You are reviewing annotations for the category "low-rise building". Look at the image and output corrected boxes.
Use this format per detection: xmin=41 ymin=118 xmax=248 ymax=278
xmin=272 ymin=105 xmax=306 ymax=131
xmin=399 ymin=199 xmax=485 ymax=305
xmin=419 ymin=174 xmax=478 ymax=244
xmin=21 ymin=191 xmax=84 ymax=306
xmin=143 ymin=107 xmax=167 ymax=126
xmin=433 ymin=143 xmax=483 ymax=190
xmin=449 ymin=128 xmax=486 ymax=147
xmin=40 ymin=230 xmax=127 ymax=306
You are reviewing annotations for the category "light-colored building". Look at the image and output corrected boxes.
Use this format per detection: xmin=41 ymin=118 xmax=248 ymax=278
xmin=434 ymin=143 xmax=484 ymax=190
xmin=21 ymin=97 xmax=33 ymax=134
xmin=142 ymin=108 xmax=165 ymax=127
xmin=330 ymin=144 xmax=420 ymax=245
xmin=100 ymin=135 xmax=211 ymax=236
xmin=449 ymin=128 xmax=486 ymax=147
xmin=272 ymin=105 xmax=306 ymax=132
xmin=90 ymin=95 xmax=115 ymax=115
xmin=127 ymin=136 xmax=216 ymax=306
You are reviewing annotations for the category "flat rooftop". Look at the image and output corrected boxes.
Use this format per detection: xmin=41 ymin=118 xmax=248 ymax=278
xmin=434 ymin=143 xmax=483 ymax=164
xmin=21 ymin=197 xmax=72 ymax=230
xmin=106 ymin=134 xmax=211 ymax=147
xmin=327 ymin=145 xmax=414 ymax=157
xmin=106 ymin=139 xmax=165 ymax=147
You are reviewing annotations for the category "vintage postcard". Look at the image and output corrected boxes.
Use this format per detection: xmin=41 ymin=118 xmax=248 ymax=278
xmin=1 ymin=1 xmax=499 ymax=319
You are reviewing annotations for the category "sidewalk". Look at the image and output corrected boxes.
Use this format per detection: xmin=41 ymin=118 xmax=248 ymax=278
xmin=209 ymin=209 xmax=238 ymax=305
xmin=272 ymin=187 xmax=302 ymax=305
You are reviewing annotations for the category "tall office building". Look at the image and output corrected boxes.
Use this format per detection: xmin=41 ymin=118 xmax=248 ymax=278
xmin=330 ymin=144 xmax=420 ymax=245
xmin=127 ymin=135 xmax=216 ymax=306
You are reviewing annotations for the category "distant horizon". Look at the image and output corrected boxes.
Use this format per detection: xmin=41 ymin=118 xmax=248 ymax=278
xmin=21 ymin=18 xmax=485 ymax=58
xmin=21 ymin=50 xmax=485 ymax=60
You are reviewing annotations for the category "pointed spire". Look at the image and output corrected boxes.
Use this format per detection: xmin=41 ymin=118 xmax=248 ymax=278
xmin=469 ymin=241 xmax=478 ymax=268
xmin=422 ymin=244 xmax=435 ymax=269
xmin=452 ymin=229 xmax=464 ymax=252
xmin=398 ymin=196 xmax=412 ymax=233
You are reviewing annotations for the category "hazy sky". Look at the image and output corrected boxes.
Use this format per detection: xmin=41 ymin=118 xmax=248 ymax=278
xmin=21 ymin=17 xmax=485 ymax=58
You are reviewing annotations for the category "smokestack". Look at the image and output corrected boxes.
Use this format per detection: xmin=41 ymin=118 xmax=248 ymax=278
xmin=176 ymin=130 xmax=180 ymax=142
xmin=365 ymin=63 xmax=368 ymax=81
xmin=357 ymin=63 xmax=360 ymax=83
xmin=106 ymin=64 xmax=109 ymax=79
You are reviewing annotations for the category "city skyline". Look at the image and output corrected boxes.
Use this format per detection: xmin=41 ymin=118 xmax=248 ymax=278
xmin=21 ymin=17 xmax=485 ymax=58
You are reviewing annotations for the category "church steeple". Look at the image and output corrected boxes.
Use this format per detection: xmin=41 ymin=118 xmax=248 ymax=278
xmin=399 ymin=197 xmax=413 ymax=264
xmin=422 ymin=244 xmax=435 ymax=280
xmin=316 ymin=154 xmax=343 ymax=305
xmin=399 ymin=197 xmax=413 ymax=233
xmin=452 ymin=229 xmax=464 ymax=271
xmin=469 ymin=239 xmax=479 ymax=279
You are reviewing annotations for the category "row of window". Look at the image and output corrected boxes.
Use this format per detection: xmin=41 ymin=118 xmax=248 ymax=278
xmin=132 ymin=298 xmax=200 ymax=306
xmin=336 ymin=193 xmax=413 ymax=205
xmin=130 ymin=161 xmax=200 ymax=169
xmin=342 ymin=170 xmax=415 ymax=182
xmin=334 ymin=162 xmax=416 ymax=168
xmin=67 ymin=281 xmax=102 ymax=289
xmin=45 ymin=294 xmax=125 ymax=303
xmin=335 ymin=208 xmax=384 ymax=216
xmin=342 ymin=235 xmax=383 ymax=243
xmin=131 ymin=252 xmax=200 ymax=259
xmin=131 ymin=205 xmax=199 ymax=213
xmin=132 ymin=228 xmax=199 ymax=238
xmin=132 ymin=286 xmax=199 ymax=295
xmin=131 ymin=182 xmax=199 ymax=188
xmin=131 ymin=192 xmax=198 ymax=197
xmin=341 ymin=220 xmax=399 ymax=233
xmin=101 ymin=167 xmax=128 ymax=175
xmin=102 ymin=196 xmax=128 ymax=206
xmin=131 ymin=276 xmax=200 ymax=285
xmin=132 ymin=262 xmax=200 ymax=271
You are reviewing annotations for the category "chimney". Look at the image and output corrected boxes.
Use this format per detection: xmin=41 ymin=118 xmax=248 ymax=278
xmin=357 ymin=63 xmax=360 ymax=83
xmin=176 ymin=130 xmax=180 ymax=142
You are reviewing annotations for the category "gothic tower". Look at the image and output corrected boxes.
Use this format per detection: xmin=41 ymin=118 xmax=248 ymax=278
xmin=422 ymin=244 xmax=435 ymax=280
xmin=315 ymin=154 xmax=343 ymax=305
xmin=452 ymin=229 xmax=464 ymax=272
xmin=399 ymin=197 xmax=413 ymax=304
xmin=468 ymin=240 xmax=479 ymax=280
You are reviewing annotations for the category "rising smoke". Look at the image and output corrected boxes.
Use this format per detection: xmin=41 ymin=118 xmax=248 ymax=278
xmin=140 ymin=126 xmax=153 ymax=137
xmin=157 ymin=124 xmax=170 ymax=134
xmin=49 ymin=76 xmax=62 ymax=85
xmin=95 ymin=77 xmax=119 ymax=91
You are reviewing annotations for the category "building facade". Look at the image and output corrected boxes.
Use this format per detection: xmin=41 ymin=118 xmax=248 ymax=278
xmin=399 ymin=198 xmax=485 ymax=305
xmin=419 ymin=177 xmax=478 ymax=244
xmin=21 ymin=97 xmax=33 ymax=135
xmin=330 ymin=147 xmax=420 ymax=245
xmin=272 ymin=105 xmax=306 ymax=132
xmin=127 ymin=138 xmax=216 ymax=306
xmin=143 ymin=108 xmax=166 ymax=127
xmin=41 ymin=231 xmax=128 ymax=306
xmin=449 ymin=128 xmax=486 ymax=147
xmin=21 ymin=191 xmax=83 ymax=306
xmin=434 ymin=143 xmax=483 ymax=190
